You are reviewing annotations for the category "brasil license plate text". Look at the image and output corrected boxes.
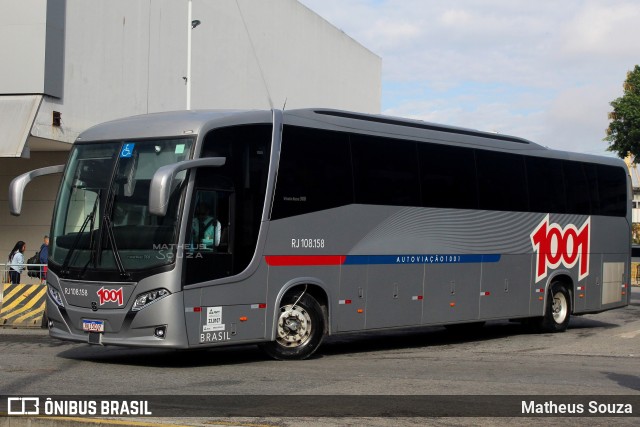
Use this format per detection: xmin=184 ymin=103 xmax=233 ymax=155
xmin=82 ymin=319 xmax=104 ymax=332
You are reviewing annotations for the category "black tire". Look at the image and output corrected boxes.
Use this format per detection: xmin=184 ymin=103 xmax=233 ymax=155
xmin=41 ymin=306 xmax=48 ymax=329
xmin=536 ymin=282 xmax=571 ymax=332
xmin=260 ymin=293 xmax=325 ymax=360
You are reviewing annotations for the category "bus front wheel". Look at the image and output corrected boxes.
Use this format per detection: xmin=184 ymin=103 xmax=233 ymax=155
xmin=260 ymin=293 xmax=325 ymax=360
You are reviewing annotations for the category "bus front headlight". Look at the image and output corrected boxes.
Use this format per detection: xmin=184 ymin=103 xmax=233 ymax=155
xmin=132 ymin=288 xmax=170 ymax=312
xmin=48 ymin=285 xmax=64 ymax=307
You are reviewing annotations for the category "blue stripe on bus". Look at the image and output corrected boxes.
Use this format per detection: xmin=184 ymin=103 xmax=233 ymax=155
xmin=343 ymin=254 xmax=501 ymax=265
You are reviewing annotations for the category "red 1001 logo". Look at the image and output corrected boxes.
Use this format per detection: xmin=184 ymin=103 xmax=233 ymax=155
xmin=97 ymin=287 xmax=124 ymax=306
xmin=530 ymin=215 xmax=590 ymax=283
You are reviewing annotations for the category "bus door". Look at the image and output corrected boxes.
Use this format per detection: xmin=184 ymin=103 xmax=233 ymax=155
xmin=183 ymin=125 xmax=271 ymax=286
xmin=182 ymin=124 xmax=272 ymax=346
xmin=186 ymin=187 xmax=234 ymax=283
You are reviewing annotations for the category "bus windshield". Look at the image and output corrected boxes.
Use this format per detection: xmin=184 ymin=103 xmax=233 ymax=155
xmin=50 ymin=137 xmax=194 ymax=274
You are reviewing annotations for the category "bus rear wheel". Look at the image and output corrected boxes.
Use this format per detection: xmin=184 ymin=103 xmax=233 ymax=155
xmin=535 ymin=282 xmax=571 ymax=333
xmin=260 ymin=292 xmax=325 ymax=360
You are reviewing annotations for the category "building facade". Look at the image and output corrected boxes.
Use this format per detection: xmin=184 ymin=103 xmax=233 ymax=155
xmin=0 ymin=0 xmax=381 ymax=270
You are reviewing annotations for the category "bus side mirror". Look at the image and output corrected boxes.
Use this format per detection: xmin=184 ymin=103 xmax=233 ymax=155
xmin=149 ymin=157 xmax=226 ymax=216
xmin=9 ymin=165 xmax=65 ymax=216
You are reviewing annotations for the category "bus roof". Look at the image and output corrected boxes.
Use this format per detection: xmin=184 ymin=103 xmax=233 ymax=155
xmin=76 ymin=110 xmax=272 ymax=142
xmin=75 ymin=108 xmax=625 ymax=168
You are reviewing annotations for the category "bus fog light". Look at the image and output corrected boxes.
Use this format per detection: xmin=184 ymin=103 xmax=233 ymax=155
xmin=154 ymin=326 xmax=167 ymax=338
xmin=48 ymin=285 xmax=64 ymax=307
xmin=132 ymin=289 xmax=170 ymax=312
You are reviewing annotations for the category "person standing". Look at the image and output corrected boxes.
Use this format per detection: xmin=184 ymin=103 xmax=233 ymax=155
xmin=8 ymin=241 xmax=26 ymax=285
xmin=39 ymin=235 xmax=49 ymax=282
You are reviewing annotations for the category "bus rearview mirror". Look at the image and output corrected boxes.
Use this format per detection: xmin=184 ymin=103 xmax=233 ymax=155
xmin=9 ymin=165 xmax=65 ymax=216
xmin=149 ymin=157 xmax=226 ymax=216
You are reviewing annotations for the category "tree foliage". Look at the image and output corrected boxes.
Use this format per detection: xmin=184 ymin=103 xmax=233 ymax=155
xmin=605 ymin=65 xmax=640 ymax=160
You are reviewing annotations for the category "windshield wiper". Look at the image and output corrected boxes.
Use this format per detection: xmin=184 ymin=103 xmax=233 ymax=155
xmin=61 ymin=193 xmax=100 ymax=276
xmin=79 ymin=190 xmax=102 ymax=276
xmin=96 ymin=186 xmax=130 ymax=279
xmin=102 ymin=215 xmax=129 ymax=279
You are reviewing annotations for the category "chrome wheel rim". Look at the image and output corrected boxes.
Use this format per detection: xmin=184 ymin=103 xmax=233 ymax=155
xmin=276 ymin=304 xmax=312 ymax=348
xmin=552 ymin=291 xmax=568 ymax=324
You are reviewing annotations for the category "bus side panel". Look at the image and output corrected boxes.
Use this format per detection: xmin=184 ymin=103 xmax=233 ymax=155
xmin=601 ymin=255 xmax=628 ymax=309
xmin=578 ymin=215 xmax=630 ymax=314
xmin=183 ymin=287 xmax=202 ymax=346
xmin=336 ymin=265 xmax=367 ymax=332
xmin=365 ymin=264 xmax=423 ymax=329
xmin=479 ymin=254 xmax=532 ymax=319
xmin=265 ymin=205 xmax=402 ymax=334
xmin=576 ymin=253 xmax=602 ymax=313
xmin=423 ymin=263 xmax=480 ymax=324
xmin=598 ymin=214 xmax=631 ymax=311
xmin=185 ymin=263 xmax=271 ymax=346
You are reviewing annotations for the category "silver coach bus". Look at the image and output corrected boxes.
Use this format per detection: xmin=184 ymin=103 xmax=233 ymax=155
xmin=10 ymin=109 xmax=631 ymax=359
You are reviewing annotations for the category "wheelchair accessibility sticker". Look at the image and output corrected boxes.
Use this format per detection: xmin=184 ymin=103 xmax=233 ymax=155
xmin=120 ymin=143 xmax=135 ymax=158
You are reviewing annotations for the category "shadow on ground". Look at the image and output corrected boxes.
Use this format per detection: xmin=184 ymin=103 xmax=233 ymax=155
xmin=54 ymin=315 xmax=620 ymax=367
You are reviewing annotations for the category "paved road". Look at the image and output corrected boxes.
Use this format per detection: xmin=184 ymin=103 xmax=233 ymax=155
xmin=1 ymin=288 xmax=639 ymax=426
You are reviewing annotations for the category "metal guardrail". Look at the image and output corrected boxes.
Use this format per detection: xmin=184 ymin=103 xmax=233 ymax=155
xmin=1 ymin=263 xmax=47 ymax=286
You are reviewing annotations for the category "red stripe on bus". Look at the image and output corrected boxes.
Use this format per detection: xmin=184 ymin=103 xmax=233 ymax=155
xmin=265 ymin=255 xmax=346 ymax=266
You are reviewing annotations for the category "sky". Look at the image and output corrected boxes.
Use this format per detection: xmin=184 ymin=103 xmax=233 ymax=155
xmin=298 ymin=0 xmax=640 ymax=157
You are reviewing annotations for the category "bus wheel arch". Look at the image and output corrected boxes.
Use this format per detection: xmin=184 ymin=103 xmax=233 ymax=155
xmin=261 ymin=283 xmax=328 ymax=360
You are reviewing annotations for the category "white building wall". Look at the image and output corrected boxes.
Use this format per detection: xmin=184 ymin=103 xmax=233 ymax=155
xmin=0 ymin=0 xmax=65 ymax=98
xmin=633 ymin=191 xmax=640 ymax=224
xmin=30 ymin=0 xmax=381 ymax=146
xmin=190 ymin=0 xmax=381 ymax=112
xmin=0 ymin=0 xmax=48 ymax=95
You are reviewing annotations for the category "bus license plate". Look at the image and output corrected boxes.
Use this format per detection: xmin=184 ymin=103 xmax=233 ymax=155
xmin=82 ymin=319 xmax=104 ymax=333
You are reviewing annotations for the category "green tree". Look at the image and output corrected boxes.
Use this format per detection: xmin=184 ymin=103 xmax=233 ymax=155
xmin=605 ymin=65 xmax=640 ymax=159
